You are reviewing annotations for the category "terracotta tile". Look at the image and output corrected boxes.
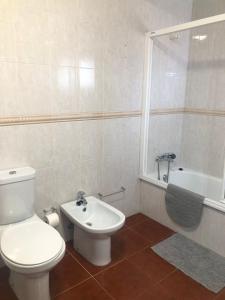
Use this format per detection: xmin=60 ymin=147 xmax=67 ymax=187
xmin=132 ymin=218 xmax=174 ymax=244
xmin=95 ymin=260 xmax=153 ymax=300
xmin=215 ymin=288 xmax=225 ymax=300
xmin=50 ymin=253 xmax=91 ymax=297
xmin=0 ymin=284 xmax=17 ymax=300
xmin=136 ymin=289 xmax=175 ymax=300
xmin=152 ymin=271 xmax=215 ymax=300
xmin=55 ymin=278 xmax=112 ymax=300
xmin=67 ymin=241 xmax=124 ymax=276
xmin=111 ymin=228 xmax=150 ymax=260
xmin=125 ymin=213 xmax=150 ymax=228
xmin=127 ymin=248 xmax=175 ymax=285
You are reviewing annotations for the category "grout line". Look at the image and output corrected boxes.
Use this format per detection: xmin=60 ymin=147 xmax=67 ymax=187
xmin=126 ymin=222 xmax=152 ymax=242
xmin=66 ymin=250 xmax=93 ymax=278
xmin=52 ymin=277 xmax=91 ymax=299
xmin=93 ymin=277 xmax=116 ymax=300
xmin=152 ymin=269 xmax=177 ymax=288
xmin=124 ymin=245 xmax=151 ymax=262
xmin=92 ymin=258 xmax=126 ymax=277
xmin=66 ymin=246 xmax=123 ymax=280
xmin=64 ymin=248 xmax=124 ymax=299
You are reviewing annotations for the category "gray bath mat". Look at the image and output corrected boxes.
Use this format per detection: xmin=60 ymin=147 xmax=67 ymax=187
xmin=152 ymin=233 xmax=225 ymax=293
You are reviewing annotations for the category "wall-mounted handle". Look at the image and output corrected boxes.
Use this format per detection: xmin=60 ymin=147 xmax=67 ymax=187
xmin=98 ymin=186 xmax=126 ymax=199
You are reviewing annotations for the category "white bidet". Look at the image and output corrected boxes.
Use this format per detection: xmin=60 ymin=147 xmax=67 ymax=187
xmin=61 ymin=196 xmax=125 ymax=266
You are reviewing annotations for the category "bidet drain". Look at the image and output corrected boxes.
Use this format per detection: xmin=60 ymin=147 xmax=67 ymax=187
xmin=86 ymin=222 xmax=92 ymax=226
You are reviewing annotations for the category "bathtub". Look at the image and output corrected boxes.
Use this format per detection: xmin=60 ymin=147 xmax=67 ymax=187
xmin=141 ymin=168 xmax=225 ymax=213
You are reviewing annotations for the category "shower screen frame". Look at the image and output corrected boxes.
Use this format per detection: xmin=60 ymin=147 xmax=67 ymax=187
xmin=140 ymin=13 xmax=225 ymax=188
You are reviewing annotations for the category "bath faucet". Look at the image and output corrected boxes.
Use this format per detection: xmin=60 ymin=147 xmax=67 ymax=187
xmin=156 ymin=153 xmax=176 ymax=182
xmin=76 ymin=191 xmax=88 ymax=206
xmin=156 ymin=153 xmax=176 ymax=162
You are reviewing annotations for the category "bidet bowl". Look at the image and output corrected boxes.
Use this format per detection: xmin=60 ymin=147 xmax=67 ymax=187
xmin=61 ymin=196 xmax=125 ymax=234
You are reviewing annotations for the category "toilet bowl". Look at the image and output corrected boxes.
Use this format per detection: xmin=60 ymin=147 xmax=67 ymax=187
xmin=0 ymin=215 xmax=65 ymax=300
xmin=61 ymin=196 xmax=125 ymax=266
xmin=0 ymin=167 xmax=65 ymax=300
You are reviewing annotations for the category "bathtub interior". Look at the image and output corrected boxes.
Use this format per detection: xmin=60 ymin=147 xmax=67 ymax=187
xmin=149 ymin=168 xmax=225 ymax=202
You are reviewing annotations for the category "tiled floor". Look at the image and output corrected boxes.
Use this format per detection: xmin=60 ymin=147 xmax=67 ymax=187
xmin=1 ymin=214 xmax=225 ymax=300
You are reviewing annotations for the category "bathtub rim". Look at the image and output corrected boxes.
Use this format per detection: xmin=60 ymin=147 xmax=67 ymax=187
xmin=140 ymin=175 xmax=225 ymax=214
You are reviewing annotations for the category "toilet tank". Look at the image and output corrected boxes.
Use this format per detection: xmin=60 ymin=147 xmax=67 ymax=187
xmin=0 ymin=167 xmax=36 ymax=225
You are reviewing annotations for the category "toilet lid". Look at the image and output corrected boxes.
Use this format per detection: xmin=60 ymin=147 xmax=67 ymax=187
xmin=1 ymin=221 xmax=64 ymax=266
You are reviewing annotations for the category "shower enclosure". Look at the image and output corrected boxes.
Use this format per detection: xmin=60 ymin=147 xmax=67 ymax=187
xmin=140 ymin=13 xmax=225 ymax=210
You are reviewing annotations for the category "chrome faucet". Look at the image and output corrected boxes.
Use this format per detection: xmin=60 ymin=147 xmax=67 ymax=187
xmin=156 ymin=153 xmax=176 ymax=162
xmin=155 ymin=153 xmax=176 ymax=182
xmin=76 ymin=191 xmax=88 ymax=206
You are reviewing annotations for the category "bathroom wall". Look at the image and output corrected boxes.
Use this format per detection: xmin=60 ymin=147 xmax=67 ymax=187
xmin=0 ymin=0 xmax=194 ymax=243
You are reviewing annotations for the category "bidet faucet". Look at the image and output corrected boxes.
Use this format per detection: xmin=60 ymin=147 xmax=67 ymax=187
xmin=76 ymin=191 xmax=88 ymax=206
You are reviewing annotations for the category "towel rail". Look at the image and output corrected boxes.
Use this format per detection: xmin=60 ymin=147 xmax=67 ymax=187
xmin=98 ymin=186 xmax=126 ymax=199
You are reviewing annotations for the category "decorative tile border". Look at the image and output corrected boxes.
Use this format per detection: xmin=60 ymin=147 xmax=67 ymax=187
xmin=184 ymin=108 xmax=225 ymax=117
xmin=0 ymin=107 xmax=224 ymax=126
xmin=0 ymin=111 xmax=142 ymax=127
xmin=150 ymin=107 xmax=225 ymax=117
xmin=150 ymin=108 xmax=184 ymax=115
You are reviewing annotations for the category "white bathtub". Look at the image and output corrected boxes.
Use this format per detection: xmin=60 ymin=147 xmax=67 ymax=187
xmin=141 ymin=168 xmax=225 ymax=213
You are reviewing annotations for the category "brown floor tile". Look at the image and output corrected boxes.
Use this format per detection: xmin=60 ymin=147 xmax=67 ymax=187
xmin=0 ymin=284 xmax=17 ymax=300
xmin=0 ymin=267 xmax=17 ymax=300
xmin=132 ymin=218 xmax=174 ymax=244
xmin=54 ymin=278 xmax=112 ymax=300
xmin=95 ymin=260 xmax=153 ymax=300
xmin=50 ymin=253 xmax=91 ymax=297
xmin=125 ymin=213 xmax=150 ymax=228
xmin=67 ymin=241 xmax=124 ymax=276
xmin=111 ymin=228 xmax=150 ymax=260
xmin=215 ymin=288 xmax=225 ymax=300
xmin=151 ymin=270 xmax=215 ymax=300
xmin=127 ymin=247 xmax=175 ymax=285
xmin=136 ymin=289 xmax=176 ymax=300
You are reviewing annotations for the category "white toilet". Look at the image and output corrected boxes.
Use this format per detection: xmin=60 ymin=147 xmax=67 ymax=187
xmin=0 ymin=167 xmax=65 ymax=300
xmin=61 ymin=195 xmax=125 ymax=266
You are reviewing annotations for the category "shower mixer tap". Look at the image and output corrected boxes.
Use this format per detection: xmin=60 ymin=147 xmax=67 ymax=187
xmin=156 ymin=153 xmax=176 ymax=162
xmin=155 ymin=153 xmax=176 ymax=182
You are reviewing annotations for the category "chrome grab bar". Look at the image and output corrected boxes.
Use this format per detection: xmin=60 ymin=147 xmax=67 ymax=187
xmin=98 ymin=186 xmax=126 ymax=199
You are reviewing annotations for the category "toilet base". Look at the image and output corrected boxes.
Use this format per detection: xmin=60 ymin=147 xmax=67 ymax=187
xmin=10 ymin=271 xmax=50 ymax=300
xmin=73 ymin=226 xmax=111 ymax=266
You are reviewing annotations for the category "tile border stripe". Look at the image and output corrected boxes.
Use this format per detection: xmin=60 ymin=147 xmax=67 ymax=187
xmin=0 ymin=111 xmax=142 ymax=126
xmin=150 ymin=107 xmax=225 ymax=117
xmin=0 ymin=108 xmax=224 ymax=126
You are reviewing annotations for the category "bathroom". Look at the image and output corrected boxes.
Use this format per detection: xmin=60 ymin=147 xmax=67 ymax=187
xmin=0 ymin=0 xmax=225 ymax=299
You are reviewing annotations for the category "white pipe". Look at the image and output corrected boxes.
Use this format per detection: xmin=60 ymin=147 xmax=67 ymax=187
xmin=148 ymin=13 xmax=225 ymax=38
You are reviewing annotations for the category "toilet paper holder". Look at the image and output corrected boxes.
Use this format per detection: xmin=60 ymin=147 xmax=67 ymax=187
xmin=43 ymin=207 xmax=58 ymax=216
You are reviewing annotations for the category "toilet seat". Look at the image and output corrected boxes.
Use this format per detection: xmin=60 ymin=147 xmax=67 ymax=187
xmin=0 ymin=220 xmax=64 ymax=267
